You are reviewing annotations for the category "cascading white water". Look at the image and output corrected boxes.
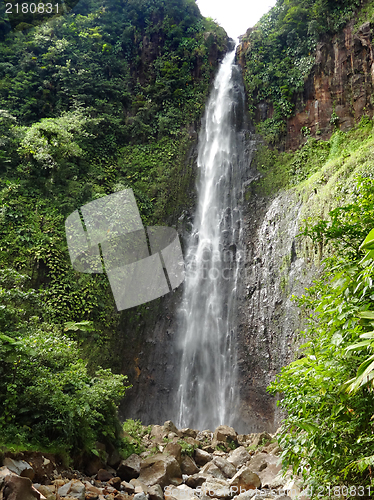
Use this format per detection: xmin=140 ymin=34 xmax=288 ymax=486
xmin=175 ymin=48 xmax=249 ymax=431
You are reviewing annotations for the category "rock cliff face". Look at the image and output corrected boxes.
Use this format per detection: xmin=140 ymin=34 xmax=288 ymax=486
xmin=234 ymin=188 xmax=319 ymax=432
xmin=120 ymin=61 xmax=319 ymax=433
xmin=122 ymin=17 xmax=373 ymax=432
xmin=287 ymin=20 xmax=374 ymax=150
xmin=239 ymin=20 xmax=374 ymax=151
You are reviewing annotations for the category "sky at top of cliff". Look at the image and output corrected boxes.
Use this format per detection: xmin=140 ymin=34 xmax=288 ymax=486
xmin=197 ymin=0 xmax=277 ymax=39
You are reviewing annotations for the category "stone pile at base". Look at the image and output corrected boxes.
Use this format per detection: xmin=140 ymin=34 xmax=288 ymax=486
xmin=0 ymin=422 xmax=309 ymax=500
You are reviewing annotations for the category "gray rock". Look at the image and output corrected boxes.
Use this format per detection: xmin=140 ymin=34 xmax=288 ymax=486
xmin=130 ymin=478 xmax=149 ymax=494
xmin=34 ymin=484 xmax=56 ymax=500
xmin=227 ymin=447 xmax=250 ymax=469
xmin=194 ymin=449 xmax=212 ymax=466
xmin=1 ymin=474 xmax=40 ymax=500
xmin=121 ymin=480 xmax=136 ymax=494
xmin=150 ymin=425 xmax=165 ymax=444
xmin=212 ymin=457 xmax=236 ymax=479
xmin=117 ymin=454 xmax=142 ymax=481
xmin=3 ymin=458 xmax=35 ymax=481
xmin=139 ymin=454 xmax=182 ymax=489
xmin=58 ymin=481 xmax=72 ymax=497
xmin=251 ymin=433 xmax=272 ymax=449
xmin=201 ymin=463 xmax=226 ymax=480
xmin=228 ymin=467 xmax=261 ymax=491
xmin=181 ymin=456 xmax=199 ymax=476
xmin=134 ymin=492 xmax=149 ymax=500
xmin=165 ymin=484 xmax=197 ymax=500
xmin=212 ymin=426 xmax=238 ymax=445
xmin=164 ymin=443 xmax=182 ymax=465
xmin=201 ymin=479 xmax=231 ymax=499
xmin=148 ymin=483 xmax=164 ymax=500
xmin=185 ymin=473 xmax=209 ymax=488
xmin=163 ymin=421 xmax=179 ymax=435
xmin=67 ymin=480 xmax=85 ymax=500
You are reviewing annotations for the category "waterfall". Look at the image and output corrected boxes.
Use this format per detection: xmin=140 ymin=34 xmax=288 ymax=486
xmin=175 ymin=47 xmax=250 ymax=431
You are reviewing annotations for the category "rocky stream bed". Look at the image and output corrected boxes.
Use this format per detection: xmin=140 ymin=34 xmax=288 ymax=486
xmin=0 ymin=422 xmax=309 ymax=500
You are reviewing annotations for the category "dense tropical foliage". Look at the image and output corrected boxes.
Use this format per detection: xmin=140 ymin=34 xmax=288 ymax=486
xmin=0 ymin=0 xmax=227 ymax=457
xmin=265 ymin=117 xmax=374 ymax=495
xmin=241 ymin=0 xmax=365 ymax=143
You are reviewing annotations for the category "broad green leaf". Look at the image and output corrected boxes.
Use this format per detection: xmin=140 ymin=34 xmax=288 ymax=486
xmin=357 ymin=311 xmax=374 ymax=320
xmin=360 ymin=228 xmax=374 ymax=250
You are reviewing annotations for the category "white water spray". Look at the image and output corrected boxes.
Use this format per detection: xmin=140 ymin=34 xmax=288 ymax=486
xmin=175 ymin=48 xmax=248 ymax=430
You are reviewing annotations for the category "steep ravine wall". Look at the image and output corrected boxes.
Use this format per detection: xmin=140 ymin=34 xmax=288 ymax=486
xmin=286 ymin=19 xmax=374 ymax=150
xmin=235 ymin=187 xmax=319 ymax=432
xmin=239 ymin=19 xmax=374 ymax=151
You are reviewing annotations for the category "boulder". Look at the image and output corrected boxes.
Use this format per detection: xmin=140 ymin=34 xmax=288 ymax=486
xmin=57 ymin=480 xmax=85 ymax=500
xmin=183 ymin=437 xmax=200 ymax=447
xmin=246 ymin=453 xmax=280 ymax=479
xmin=121 ymin=481 xmax=135 ymax=494
xmin=165 ymin=485 xmax=197 ymax=500
xmin=67 ymin=480 xmax=85 ymax=500
xmin=58 ymin=481 xmax=72 ymax=497
xmin=167 ymin=433 xmax=179 ymax=441
xmin=109 ymin=477 xmax=122 ymax=490
xmin=164 ymin=444 xmax=182 ymax=465
xmin=201 ymin=479 xmax=231 ymax=499
xmin=212 ymin=457 xmax=236 ymax=479
xmin=150 ymin=426 xmax=165 ymax=444
xmin=250 ymin=433 xmax=272 ymax=449
xmin=117 ymin=454 xmax=142 ymax=481
xmin=228 ymin=467 xmax=261 ymax=491
xmin=83 ymin=482 xmax=103 ymax=498
xmin=227 ymin=447 xmax=250 ymax=469
xmin=3 ymin=459 xmax=35 ymax=481
xmin=200 ymin=463 xmax=226 ymax=481
xmin=2 ymin=474 xmax=41 ymax=500
xmin=236 ymin=435 xmax=249 ymax=446
xmin=108 ymin=449 xmax=122 ymax=469
xmin=180 ymin=456 xmax=199 ymax=476
xmin=212 ymin=426 xmax=238 ymax=446
xmin=262 ymin=442 xmax=281 ymax=455
xmin=180 ymin=429 xmax=198 ymax=439
xmin=282 ymin=478 xmax=309 ymax=500
xmin=148 ymin=483 xmax=164 ymax=500
xmin=163 ymin=422 xmax=179 ymax=436
xmin=133 ymin=493 xmax=148 ymax=500
xmin=185 ymin=473 xmax=209 ymax=488
xmin=139 ymin=454 xmax=182 ymax=489
xmin=201 ymin=445 xmax=215 ymax=453
xmin=130 ymin=478 xmax=149 ymax=494
xmin=194 ymin=449 xmax=212 ymax=466
xmin=115 ymin=494 xmax=132 ymax=500
xmin=97 ymin=469 xmax=113 ymax=482
xmin=34 ymin=485 xmax=56 ymax=500
xmin=0 ymin=467 xmax=13 ymax=488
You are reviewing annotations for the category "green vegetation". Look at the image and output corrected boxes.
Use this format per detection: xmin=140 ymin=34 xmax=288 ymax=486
xmin=0 ymin=0 xmax=227 ymax=459
xmin=264 ymin=117 xmax=374 ymax=495
xmin=241 ymin=0 xmax=361 ymax=143
xmin=0 ymin=267 xmax=129 ymax=456
xmin=252 ymin=115 xmax=374 ymax=198
xmin=121 ymin=419 xmax=150 ymax=457
xmin=178 ymin=439 xmax=197 ymax=457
